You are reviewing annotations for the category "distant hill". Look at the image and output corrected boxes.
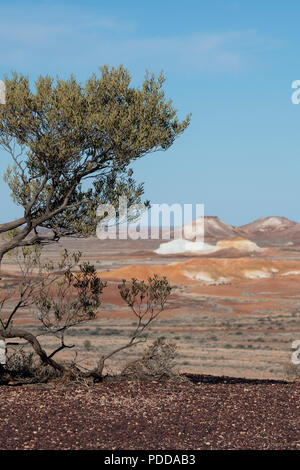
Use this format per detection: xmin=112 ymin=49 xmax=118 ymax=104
xmin=183 ymin=216 xmax=241 ymax=241
xmin=182 ymin=215 xmax=300 ymax=246
xmin=238 ymin=216 xmax=297 ymax=233
xmin=238 ymin=216 xmax=300 ymax=245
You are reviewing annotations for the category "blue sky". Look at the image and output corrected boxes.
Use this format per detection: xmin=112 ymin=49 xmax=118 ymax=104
xmin=1 ymin=0 xmax=300 ymax=226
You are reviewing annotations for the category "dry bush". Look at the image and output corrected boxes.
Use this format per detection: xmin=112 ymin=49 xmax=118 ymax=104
xmin=5 ymin=349 xmax=61 ymax=383
xmin=284 ymin=362 xmax=300 ymax=381
xmin=121 ymin=337 xmax=185 ymax=382
xmin=6 ymin=349 xmax=35 ymax=376
xmin=0 ymin=246 xmax=172 ymax=383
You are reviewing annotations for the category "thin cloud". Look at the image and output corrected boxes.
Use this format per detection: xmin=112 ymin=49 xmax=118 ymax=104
xmin=0 ymin=3 xmax=136 ymax=44
xmin=0 ymin=3 xmax=277 ymax=76
xmin=109 ymin=32 xmax=248 ymax=73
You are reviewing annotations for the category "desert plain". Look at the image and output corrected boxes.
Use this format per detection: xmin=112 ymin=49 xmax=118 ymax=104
xmin=1 ymin=215 xmax=300 ymax=381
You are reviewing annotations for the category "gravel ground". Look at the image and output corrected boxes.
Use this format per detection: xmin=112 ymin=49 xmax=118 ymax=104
xmin=0 ymin=375 xmax=299 ymax=450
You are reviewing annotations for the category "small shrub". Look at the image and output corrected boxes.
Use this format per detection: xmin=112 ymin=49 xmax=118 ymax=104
xmin=284 ymin=362 xmax=300 ymax=381
xmin=5 ymin=349 xmax=60 ymax=382
xmin=6 ymin=349 xmax=36 ymax=377
xmin=83 ymin=340 xmax=92 ymax=351
xmin=121 ymin=337 xmax=184 ymax=382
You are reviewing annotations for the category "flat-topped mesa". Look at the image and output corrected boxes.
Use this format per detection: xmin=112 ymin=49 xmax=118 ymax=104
xmin=183 ymin=216 xmax=241 ymax=241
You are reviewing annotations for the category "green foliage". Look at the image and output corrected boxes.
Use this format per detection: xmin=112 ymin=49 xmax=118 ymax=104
xmin=0 ymin=66 xmax=190 ymax=249
xmin=117 ymin=275 xmax=172 ymax=347
xmin=35 ymin=261 xmax=107 ymax=329
xmin=118 ymin=274 xmax=172 ymax=314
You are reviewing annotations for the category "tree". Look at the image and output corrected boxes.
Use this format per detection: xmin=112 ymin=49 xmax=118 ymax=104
xmin=0 ymin=66 xmax=190 ymax=263
xmin=0 ymin=247 xmax=171 ymax=381
xmin=0 ymin=65 xmax=187 ymax=381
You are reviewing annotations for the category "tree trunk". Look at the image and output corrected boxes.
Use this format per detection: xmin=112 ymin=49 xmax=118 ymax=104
xmin=0 ymin=328 xmax=65 ymax=374
xmin=0 ymin=327 xmax=105 ymax=382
